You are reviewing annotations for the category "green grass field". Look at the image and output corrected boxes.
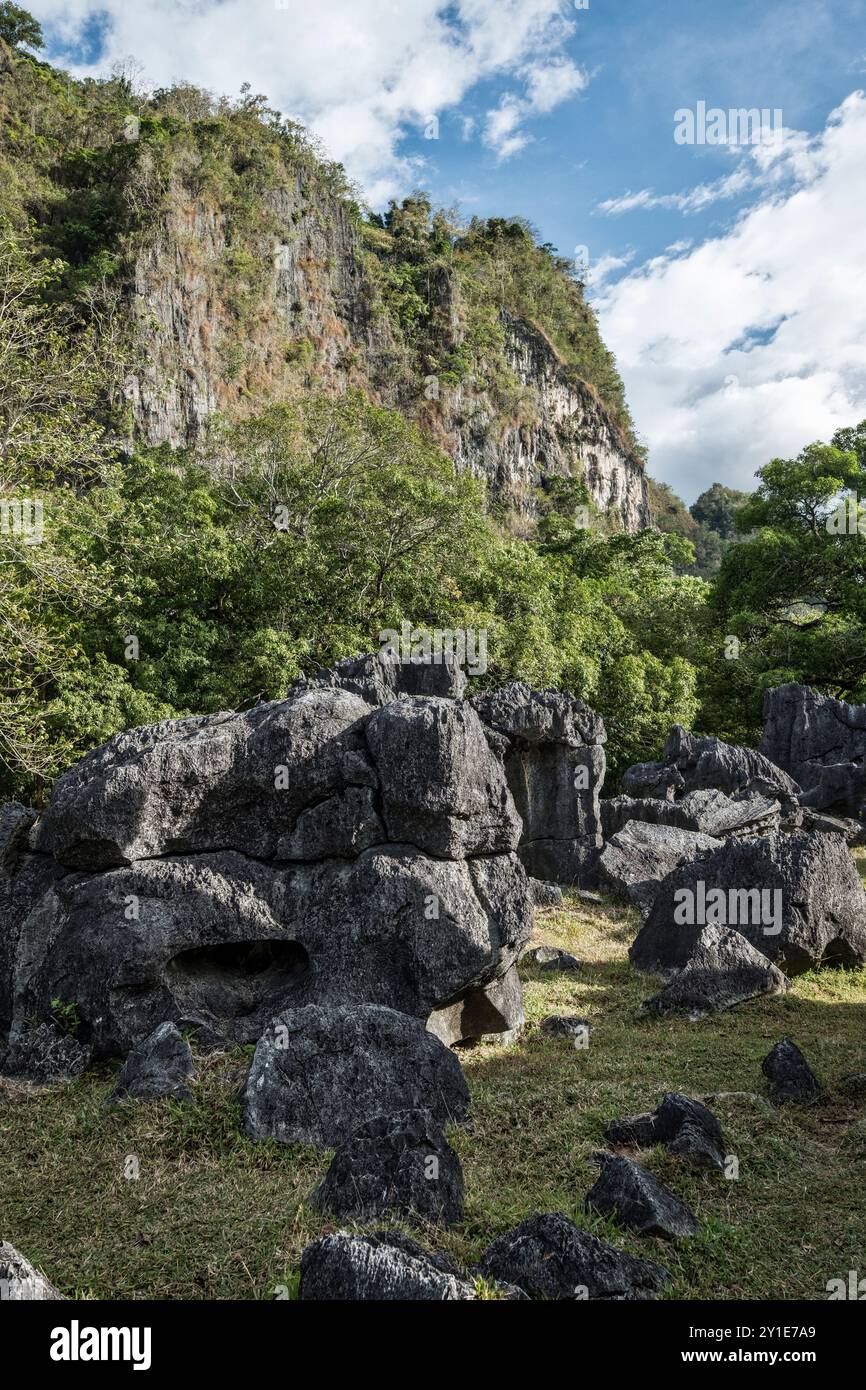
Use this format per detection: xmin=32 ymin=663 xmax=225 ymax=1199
xmin=2 ymin=857 xmax=865 ymax=1300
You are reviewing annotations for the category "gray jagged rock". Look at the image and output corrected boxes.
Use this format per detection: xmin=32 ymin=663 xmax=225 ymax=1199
xmin=426 ymin=963 xmax=525 ymax=1046
xmin=312 ymin=1108 xmax=463 ymax=1225
xmin=471 ymin=683 xmax=606 ymax=887
xmin=584 ymin=1154 xmax=699 ymax=1239
xmin=663 ymin=725 xmax=801 ymax=806
xmin=472 ymin=683 xmax=606 ymax=747
xmin=605 ymin=1093 xmax=726 ymax=1172
xmin=0 ymin=802 xmax=66 ymax=1040
xmin=621 ymin=761 xmax=685 ymax=801
xmin=760 ymin=684 xmax=866 ymax=816
xmin=293 ymin=647 xmax=468 ymax=706
xmin=365 ymin=696 xmax=521 ymax=858
xmin=298 ymin=1231 xmax=477 ymax=1301
xmin=2 ymin=674 xmax=616 ymax=1054
xmin=540 ymin=1014 xmax=591 ymax=1040
xmin=14 ymin=847 xmax=531 ymax=1057
xmin=640 ymin=926 xmax=789 ymax=1017
xmin=0 ymin=1023 xmax=90 ymax=1083
xmin=602 ymin=788 xmax=780 ymax=840
xmin=761 ymin=1038 xmax=822 ymax=1104
xmin=242 ymin=1004 xmax=470 ymax=1149
xmin=599 ymin=820 xmax=723 ymax=917
xmin=0 ymin=1241 xmax=63 ymax=1300
xmin=475 ymin=1212 xmax=671 ymax=1300
xmin=799 ymin=809 xmax=865 ymax=844
xmin=33 ymin=686 xmax=381 ymax=869
xmin=109 ymin=1022 xmax=195 ymax=1103
xmin=528 ymin=877 xmax=564 ymax=908
xmin=630 ymin=832 xmax=866 ymax=978
xmin=521 ymin=944 xmax=582 ymax=974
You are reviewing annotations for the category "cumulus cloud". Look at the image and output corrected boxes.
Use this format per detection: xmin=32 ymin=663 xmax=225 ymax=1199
xmin=595 ymin=93 xmax=866 ymax=501
xmin=482 ymin=56 xmax=588 ymax=159
xmin=30 ymin=0 xmax=586 ymax=201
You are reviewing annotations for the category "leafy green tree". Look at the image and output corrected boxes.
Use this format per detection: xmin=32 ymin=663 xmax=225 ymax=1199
xmin=700 ymin=430 xmax=866 ymax=742
xmin=0 ymin=3 xmax=43 ymax=51
xmin=690 ymin=481 xmax=750 ymax=539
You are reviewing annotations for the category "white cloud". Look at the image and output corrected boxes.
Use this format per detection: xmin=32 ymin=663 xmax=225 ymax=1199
xmin=30 ymin=0 xmax=585 ymax=201
xmin=596 ymin=93 xmax=866 ymax=502
xmin=585 ymin=249 xmax=635 ymax=288
xmin=483 ymin=57 xmax=588 ymax=159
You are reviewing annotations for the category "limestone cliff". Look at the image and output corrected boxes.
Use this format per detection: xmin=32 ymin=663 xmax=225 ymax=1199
xmin=1 ymin=37 xmax=648 ymax=530
xmin=122 ymin=161 xmax=647 ymax=529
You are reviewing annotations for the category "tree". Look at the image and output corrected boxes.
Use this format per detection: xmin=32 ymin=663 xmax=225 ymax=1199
xmin=0 ymin=3 xmax=43 ymax=50
xmin=0 ymin=227 xmax=113 ymax=484
xmin=700 ymin=428 xmax=866 ymax=743
xmin=690 ymin=481 xmax=750 ymax=539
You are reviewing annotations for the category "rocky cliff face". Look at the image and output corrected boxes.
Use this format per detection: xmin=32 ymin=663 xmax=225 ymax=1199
xmin=443 ymin=313 xmax=648 ymax=530
xmin=124 ymin=168 xmax=647 ymax=531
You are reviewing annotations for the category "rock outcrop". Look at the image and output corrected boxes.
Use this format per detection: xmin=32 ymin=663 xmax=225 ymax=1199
xmin=298 ymin=1231 xmax=479 ymax=1302
xmin=760 ymin=684 xmax=866 ymax=816
xmin=0 ymin=1241 xmax=63 ymax=1300
xmin=601 ymin=788 xmax=781 ymax=840
xmin=599 ymin=820 xmax=723 ymax=916
xmin=126 ymin=162 xmax=647 ymax=530
xmin=626 ymin=726 xmax=802 ymax=809
xmin=605 ymin=1093 xmax=727 ymax=1173
xmin=584 ymin=1154 xmax=699 ymax=1239
xmin=312 ymin=1108 xmax=464 ymax=1225
xmin=761 ymin=1038 xmax=822 ymax=1104
xmin=5 ymin=673 xmax=544 ymax=1056
xmin=471 ymin=682 xmax=606 ymax=885
xmin=630 ymin=831 xmax=866 ymax=979
xmin=640 ymin=926 xmax=789 ymax=1018
xmin=109 ymin=1022 xmax=195 ymax=1104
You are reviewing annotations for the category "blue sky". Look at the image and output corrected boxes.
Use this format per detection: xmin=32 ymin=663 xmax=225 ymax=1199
xmin=32 ymin=0 xmax=866 ymax=499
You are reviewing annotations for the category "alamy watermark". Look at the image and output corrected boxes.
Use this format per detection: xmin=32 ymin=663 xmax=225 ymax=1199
xmin=0 ymin=496 xmax=44 ymax=545
xmin=674 ymin=880 xmax=782 ymax=935
xmin=826 ymin=496 xmax=865 ymax=536
xmin=675 ymin=103 xmax=783 ymax=146
xmin=379 ymin=621 xmax=488 ymax=677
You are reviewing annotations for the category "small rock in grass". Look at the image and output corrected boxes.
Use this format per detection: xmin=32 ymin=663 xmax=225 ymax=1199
xmin=476 ymin=1211 xmax=670 ymax=1300
xmin=761 ymin=1038 xmax=822 ymax=1104
xmin=109 ymin=1022 xmax=195 ymax=1103
xmin=584 ymin=1154 xmax=699 ymax=1239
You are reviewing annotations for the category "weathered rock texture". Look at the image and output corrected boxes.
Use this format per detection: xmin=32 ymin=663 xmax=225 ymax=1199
xmin=471 ymin=683 xmax=606 ymax=886
xmin=662 ymin=726 xmax=801 ymax=804
xmin=312 ymin=1108 xmax=464 ymax=1225
xmin=476 ymin=1212 xmax=670 ymax=1300
xmin=605 ymin=1093 xmax=726 ymax=1173
xmin=640 ymin=926 xmax=789 ymax=1018
xmin=0 ymin=1241 xmax=63 ymax=1300
xmin=242 ymin=1005 xmax=470 ymax=1148
xmin=0 ymin=1023 xmax=91 ymax=1083
xmin=760 ymin=684 xmax=866 ymax=816
xmin=599 ymin=820 xmax=723 ymax=917
xmin=630 ymin=832 xmax=866 ymax=979
xmin=4 ymin=673 xmax=549 ymax=1056
xmin=761 ymin=1038 xmax=822 ymax=1104
xmin=299 ymin=1231 xmax=478 ymax=1302
xmin=584 ymin=1155 xmax=699 ymax=1239
xmin=601 ymin=788 xmax=781 ymax=841
xmin=109 ymin=1022 xmax=195 ymax=1103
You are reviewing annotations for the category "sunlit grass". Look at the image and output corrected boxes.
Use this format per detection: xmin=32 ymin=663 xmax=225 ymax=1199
xmin=1 ymin=880 xmax=864 ymax=1300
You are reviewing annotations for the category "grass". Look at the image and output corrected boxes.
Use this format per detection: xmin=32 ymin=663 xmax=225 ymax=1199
xmin=2 ymin=858 xmax=865 ymax=1301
